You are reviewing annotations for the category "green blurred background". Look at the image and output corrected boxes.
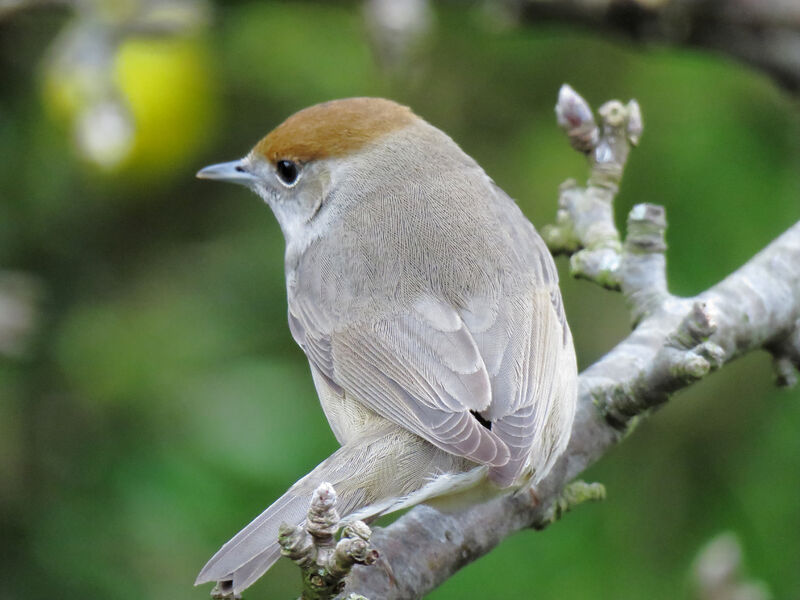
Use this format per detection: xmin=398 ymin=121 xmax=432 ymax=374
xmin=1 ymin=1 xmax=798 ymax=599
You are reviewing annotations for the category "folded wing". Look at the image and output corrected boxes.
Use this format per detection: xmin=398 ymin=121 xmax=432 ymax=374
xmin=290 ymin=294 xmax=511 ymax=468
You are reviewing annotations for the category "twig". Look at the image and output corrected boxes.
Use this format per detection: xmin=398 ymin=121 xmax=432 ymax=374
xmin=280 ymin=484 xmax=378 ymax=600
xmin=340 ymin=86 xmax=800 ymax=600
xmin=503 ymin=0 xmax=800 ymax=93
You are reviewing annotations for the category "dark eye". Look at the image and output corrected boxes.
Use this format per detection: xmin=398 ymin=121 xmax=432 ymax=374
xmin=275 ymin=159 xmax=299 ymax=186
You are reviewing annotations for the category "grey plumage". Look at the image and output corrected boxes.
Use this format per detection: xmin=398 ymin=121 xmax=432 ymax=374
xmin=195 ymin=100 xmax=577 ymax=594
xmin=285 ymin=122 xmax=575 ymax=486
xmin=196 ymin=423 xmax=475 ymax=591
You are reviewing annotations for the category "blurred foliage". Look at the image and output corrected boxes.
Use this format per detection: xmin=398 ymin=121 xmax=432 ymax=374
xmin=39 ymin=0 xmax=214 ymax=176
xmin=0 ymin=2 xmax=798 ymax=600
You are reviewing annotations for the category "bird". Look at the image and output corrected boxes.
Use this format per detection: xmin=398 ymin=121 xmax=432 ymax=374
xmin=195 ymin=97 xmax=578 ymax=595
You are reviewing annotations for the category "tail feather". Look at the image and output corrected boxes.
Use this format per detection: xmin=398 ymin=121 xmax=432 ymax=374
xmin=196 ymin=423 xmax=475 ymax=594
xmin=195 ymin=492 xmax=309 ymax=588
xmin=220 ymin=544 xmax=284 ymax=594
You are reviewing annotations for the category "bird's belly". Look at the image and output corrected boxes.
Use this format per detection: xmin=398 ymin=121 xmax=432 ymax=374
xmin=309 ymin=363 xmax=382 ymax=445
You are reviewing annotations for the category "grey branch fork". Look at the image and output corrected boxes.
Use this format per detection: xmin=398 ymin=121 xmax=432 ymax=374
xmin=283 ymin=85 xmax=800 ymax=600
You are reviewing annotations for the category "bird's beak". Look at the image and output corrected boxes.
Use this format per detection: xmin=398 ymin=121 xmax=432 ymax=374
xmin=196 ymin=160 xmax=257 ymax=186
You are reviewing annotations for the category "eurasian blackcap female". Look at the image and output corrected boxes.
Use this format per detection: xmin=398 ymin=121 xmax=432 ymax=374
xmin=195 ymin=97 xmax=577 ymax=594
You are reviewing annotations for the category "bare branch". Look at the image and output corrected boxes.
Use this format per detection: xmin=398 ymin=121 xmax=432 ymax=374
xmin=341 ymin=219 xmax=800 ymax=600
xmin=619 ymin=203 xmax=669 ymax=324
xmin=766 ymin=318 xmax=800 ymax=387
xmin=339 ymin=87 xmax=800 ymax=600
xmin=543 ymin=86 xmax=642 ymax=292
xmin=503 ymin=0 xmax=800 ymax=92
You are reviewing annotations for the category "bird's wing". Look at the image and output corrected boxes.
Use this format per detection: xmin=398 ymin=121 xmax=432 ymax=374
xmin=463 ymin=286 xmax=572 ymax=486
xmin=460 ymin=183 xmax=575 ymax=486
xmin=289 ymin=294 xmax=511 ymax=468
xmin=459 ymin=200 xmax=567 ymax=420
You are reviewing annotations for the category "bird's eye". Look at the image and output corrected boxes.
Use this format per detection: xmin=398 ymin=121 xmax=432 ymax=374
xmin=275 ymin=160 xmax=300 ymax=186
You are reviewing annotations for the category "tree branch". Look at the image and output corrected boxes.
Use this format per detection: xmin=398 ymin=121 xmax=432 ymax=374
xmin=502 ymin=0 xmax=800 ymax=93
xmin=337 ymin=87 xmax=800 ymax=600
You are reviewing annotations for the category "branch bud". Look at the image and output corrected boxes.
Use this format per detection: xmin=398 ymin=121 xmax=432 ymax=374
xmin=555 ymin=84 xmax=599 ymax=153
xmin=626 ymin=99 xmax=643 ymax=145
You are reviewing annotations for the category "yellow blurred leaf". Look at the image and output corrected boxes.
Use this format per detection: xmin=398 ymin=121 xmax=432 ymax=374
xmin=114 ymin=34 xmax=216 ymax=179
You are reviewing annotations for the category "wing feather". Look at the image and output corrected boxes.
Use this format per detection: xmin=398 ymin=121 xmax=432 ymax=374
xmin=289 ymin=295 xmax=510 ymax=468
xmin=286 ymin=179 xmax=575 ymax=487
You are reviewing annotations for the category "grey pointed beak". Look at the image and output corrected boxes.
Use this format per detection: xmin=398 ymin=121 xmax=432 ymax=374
xmin=196 ymin=160 xmax=257 ymax=186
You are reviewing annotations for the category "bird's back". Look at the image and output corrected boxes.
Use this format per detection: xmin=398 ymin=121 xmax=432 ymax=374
xmin=289 ymin=119 xmax=576 ymax=486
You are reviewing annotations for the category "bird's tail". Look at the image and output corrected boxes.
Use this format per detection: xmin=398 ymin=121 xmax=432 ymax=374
xmin=195 ymin=423 xmax=473 ymax=595
xmin=195 ymin=490 xmax=308 ymax=595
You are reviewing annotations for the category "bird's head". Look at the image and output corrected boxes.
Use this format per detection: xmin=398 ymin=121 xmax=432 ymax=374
xmin=197 ymin=97 xmax=418 ymax=240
